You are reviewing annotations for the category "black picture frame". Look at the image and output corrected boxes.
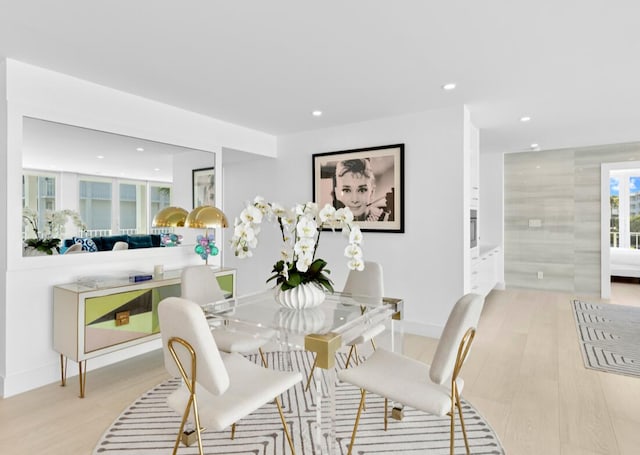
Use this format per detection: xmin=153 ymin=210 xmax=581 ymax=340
xmin=312 ymin=144 xmax=405 ymax=233
xmin=192 ymin=167 xmax=215 ymax=209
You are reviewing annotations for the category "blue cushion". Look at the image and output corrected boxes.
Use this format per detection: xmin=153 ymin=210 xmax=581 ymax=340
xmin=72 ymin=237 xmax=98 ymax=252
xmin=127 ymin=235 xmax=153 ymax=249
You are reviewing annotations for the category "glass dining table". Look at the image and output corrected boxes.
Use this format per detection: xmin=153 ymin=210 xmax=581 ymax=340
xmin=202 ymin=288 xmax=403 ymax=454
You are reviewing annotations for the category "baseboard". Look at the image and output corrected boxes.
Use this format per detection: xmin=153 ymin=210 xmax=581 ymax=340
xmin=1 ymin=338 xmax=162 ymax=398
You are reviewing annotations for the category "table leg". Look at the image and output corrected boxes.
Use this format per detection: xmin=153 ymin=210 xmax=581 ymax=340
xmin=305 ymin=332 xmax=341 ymax=454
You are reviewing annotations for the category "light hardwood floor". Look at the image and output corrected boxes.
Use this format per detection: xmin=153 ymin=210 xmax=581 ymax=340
xmin=1 ymin=286 xmax=639 ymax=454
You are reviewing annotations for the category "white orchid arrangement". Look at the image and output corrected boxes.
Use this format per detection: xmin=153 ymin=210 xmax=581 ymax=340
xmin=231 ymin=197 xmax=364 ymax=293
xmin=23 ymin=207 xmax=87 ymax=254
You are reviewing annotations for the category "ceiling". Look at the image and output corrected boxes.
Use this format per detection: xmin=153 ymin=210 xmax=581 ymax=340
xmin=1 ymin=1 xmax=639 ymax=155
xmin=22 ymin=117 xmax=211 ymax=182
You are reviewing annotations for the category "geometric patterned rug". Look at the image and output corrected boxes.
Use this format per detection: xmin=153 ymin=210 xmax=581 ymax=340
xmin=571 ymin=300 xmax=640 ymax=378
xmin=93 ymin=350 xmax=505 ymax=454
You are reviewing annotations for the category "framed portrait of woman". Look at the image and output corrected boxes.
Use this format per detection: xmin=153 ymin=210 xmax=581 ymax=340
xmin=312 ymin=144 xmax=404 ymax=233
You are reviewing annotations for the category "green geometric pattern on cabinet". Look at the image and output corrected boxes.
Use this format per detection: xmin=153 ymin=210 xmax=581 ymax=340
xmin=85 ymin=289 xmax=150 ymax=325
xmin=217 ymin=273 xmax=234 ymax=298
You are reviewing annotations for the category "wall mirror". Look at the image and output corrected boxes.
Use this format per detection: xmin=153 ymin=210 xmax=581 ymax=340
xmin=21 ymin=117 xmax=215 ymax=256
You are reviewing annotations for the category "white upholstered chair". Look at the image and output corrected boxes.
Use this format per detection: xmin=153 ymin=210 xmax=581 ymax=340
xmin=305 ymin=261 xmax=386 ymax=391
xmin=112 ymin=241 xmax=129 ymax=250
xmin=63 ymin=243 xmax=83 ymax=254
xmin=158 ymin=297 xmax=302 ymax=455
xmin=181 ymin=265 xmax=271 ymax=367
xmin=337 ymin=293 xmax=485 ymax=455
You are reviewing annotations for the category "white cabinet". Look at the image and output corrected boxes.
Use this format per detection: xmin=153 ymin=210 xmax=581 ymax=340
xmin=53 ymin=267 xmax=236 ymax=397
xmin=470 ymin=246 xmax=501 ymax=297
xmin=469 ymin=124 xmax=480 ymax=207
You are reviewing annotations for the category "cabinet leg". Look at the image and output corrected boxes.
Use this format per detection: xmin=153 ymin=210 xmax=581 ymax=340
xmin=78 ymin=360 xmax=87 ymax=398
xmin=60 ymin=354 xmax=68 ymax=387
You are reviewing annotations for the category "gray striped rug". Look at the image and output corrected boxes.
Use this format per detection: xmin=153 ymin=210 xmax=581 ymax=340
xmin=94 ymin=350 xmax=504 ymax=454
xmin=571 ymin=300 xmax=640 ymax=378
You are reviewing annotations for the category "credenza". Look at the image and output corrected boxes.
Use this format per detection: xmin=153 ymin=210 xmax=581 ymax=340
xmin=53 ymin=267 xmax=236 ymax=397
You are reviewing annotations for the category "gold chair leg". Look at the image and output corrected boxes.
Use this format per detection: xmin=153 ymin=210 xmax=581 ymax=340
xmin=230 ymin=423 xmax=236 ymax=440
xmin=455 ymin=388 xmax=470 ymax=454
xmin=305 ymin=355 xmax=318 ymax=392
xmin=353 ymin=345 xmax=360 ymax=366
xmin=275 ymin=397 xmax=296 ymax=454
xmin=173 ymin=395 xmax=193 ymax=455
xmin=347 ymin=389 xmax=367 ymax=455
xmin=384 ymin=398 xmax=388 ymax=431
xmin=345 ymin=345 xmax=356 ymax=368
xmin=450 ymin=388 xmax=456 ymax=455
xmin=191 ymin=395 xmax=204 ymax=455
xmin=259 ymin=348 xmax=268 ymax=368
xmin=370 ymin=338 xmax=377 ymax=351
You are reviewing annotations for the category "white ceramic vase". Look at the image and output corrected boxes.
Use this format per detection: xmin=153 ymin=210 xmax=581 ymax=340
xmin=275 ymin=307 xmax=326 ymax=334
xmin=274 ymin=282 xmax=326 ymax=309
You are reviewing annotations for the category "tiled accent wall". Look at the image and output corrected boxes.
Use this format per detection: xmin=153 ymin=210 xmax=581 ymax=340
xmin=504 ymin=142 xmax=640 ymax=294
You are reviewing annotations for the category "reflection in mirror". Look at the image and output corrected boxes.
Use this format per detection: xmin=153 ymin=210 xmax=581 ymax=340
xmin=21 ymin=117 xmax=215 ymax=256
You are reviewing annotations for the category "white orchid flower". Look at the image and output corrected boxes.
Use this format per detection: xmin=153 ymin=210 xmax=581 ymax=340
xmin=280 ymin=248 xmax=293 ymax=262
xmin=349 ymin=225 xmax=363 ymax=244
xmin=271 ymin=203 xmax=287 ymax=218
xmin=296 ymin=255 xmax=312 ymax=273
xmin=234 ymin=222 xmax=255 ymax=241
xmin=303 ymin=202 xmax=319 ymax=217
xmin=344 ymin=243 xmax=363 ymax=259
xmin=319 ymin=204 xmax=336 ymax=224
xmin=335 ymin=207 xmax=354 ymax=224
xmin=240 ymin=205 xmax=263 ymax=224
xmin=294 ymin=237 xmax=315 ymax=257
xmin=348 ymin=258 xmax=365 ymax=271
xmin=296 ymin=216 xmax=317 ymax=238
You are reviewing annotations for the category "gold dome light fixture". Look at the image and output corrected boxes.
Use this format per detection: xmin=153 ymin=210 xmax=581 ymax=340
xmin=185 ymin=205 xmax=229 ymax=229
xmin=185 ymin=205 xmax=229 ymax=264
xmin=151 ymin=206 xmax=188 ymax=228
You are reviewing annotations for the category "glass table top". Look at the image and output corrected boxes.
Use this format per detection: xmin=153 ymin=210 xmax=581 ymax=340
xmin=202 ymin=288 xmax=400 ymax=349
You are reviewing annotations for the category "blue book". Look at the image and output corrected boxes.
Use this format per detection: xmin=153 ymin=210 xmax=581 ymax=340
xmin=129 ymin=273 xmax=153 ymax=283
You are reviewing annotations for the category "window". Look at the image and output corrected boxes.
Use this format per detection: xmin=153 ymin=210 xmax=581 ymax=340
xmin=79 ymin=179 xmax=113 ymax=236
xmin=610 ymin=171 xmax=640 ymax=249
xmin=79 ymin=177 xmax=172 ymax=236
xmin=22 ymin=173 xmax=57 ymax=238
xmin=119 ymin=182 xmax=147 ymax=235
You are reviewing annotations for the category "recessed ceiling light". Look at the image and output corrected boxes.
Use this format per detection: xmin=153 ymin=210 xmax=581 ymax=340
xmin=153 ymin=168 xmax=160 ymax=171
xmin=520 ymin=116 xmax=532 ymax=122
xmin=531 ymin=143 xmax=540 ymax=150
xmin=312 ymin=110 xmax=323 ymax=117
xmin=136 ymin=147 xmax=144 ymax=152
xmin=97 ymin=155 xmax=104 ymax=159
xmin=442 ymin=83 xmax=456 ymax=91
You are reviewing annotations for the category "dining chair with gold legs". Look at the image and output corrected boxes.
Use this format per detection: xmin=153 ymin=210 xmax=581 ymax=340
xmin=158 ymin=297 xmax=302 ymax=455
xmin=305 ymin=261 xmax=386 ymax=392
xmin=337 ymin=293 xmax=485 ymax=455
xmin=182 ymin=265 xmax=272 ymax=367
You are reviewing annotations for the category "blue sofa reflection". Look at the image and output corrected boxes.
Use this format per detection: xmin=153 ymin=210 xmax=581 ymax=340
xmin=62 ymin=234 xmax=163 ymax=253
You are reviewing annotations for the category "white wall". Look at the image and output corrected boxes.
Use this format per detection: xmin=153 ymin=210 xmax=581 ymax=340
xmin=224 ymin=106 xmax=467 ymax=332
xmin=0 ymin=59 xmax=276 ymax=397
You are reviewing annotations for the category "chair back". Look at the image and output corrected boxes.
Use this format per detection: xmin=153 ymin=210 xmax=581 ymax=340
xmin=181 ymin=265 xmax=225 ymax=305
xmin=64 ymin=243 xmax=83 ymax=254
xmin=343 ymin=261 xmax=384 ymax=304
xmin=158 ymin=297 xmax=229 ymax=395
xmin=429 ymin=293 xmax=484 ymax=385
xmin=112 ymin=241 xmax=129 ymax=250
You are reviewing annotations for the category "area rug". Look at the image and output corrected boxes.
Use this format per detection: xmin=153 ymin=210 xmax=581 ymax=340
xmin=571 ymin=300 xmax=640 ymax=378
xmin=93 ymin=350 xmax=504 ymax=454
